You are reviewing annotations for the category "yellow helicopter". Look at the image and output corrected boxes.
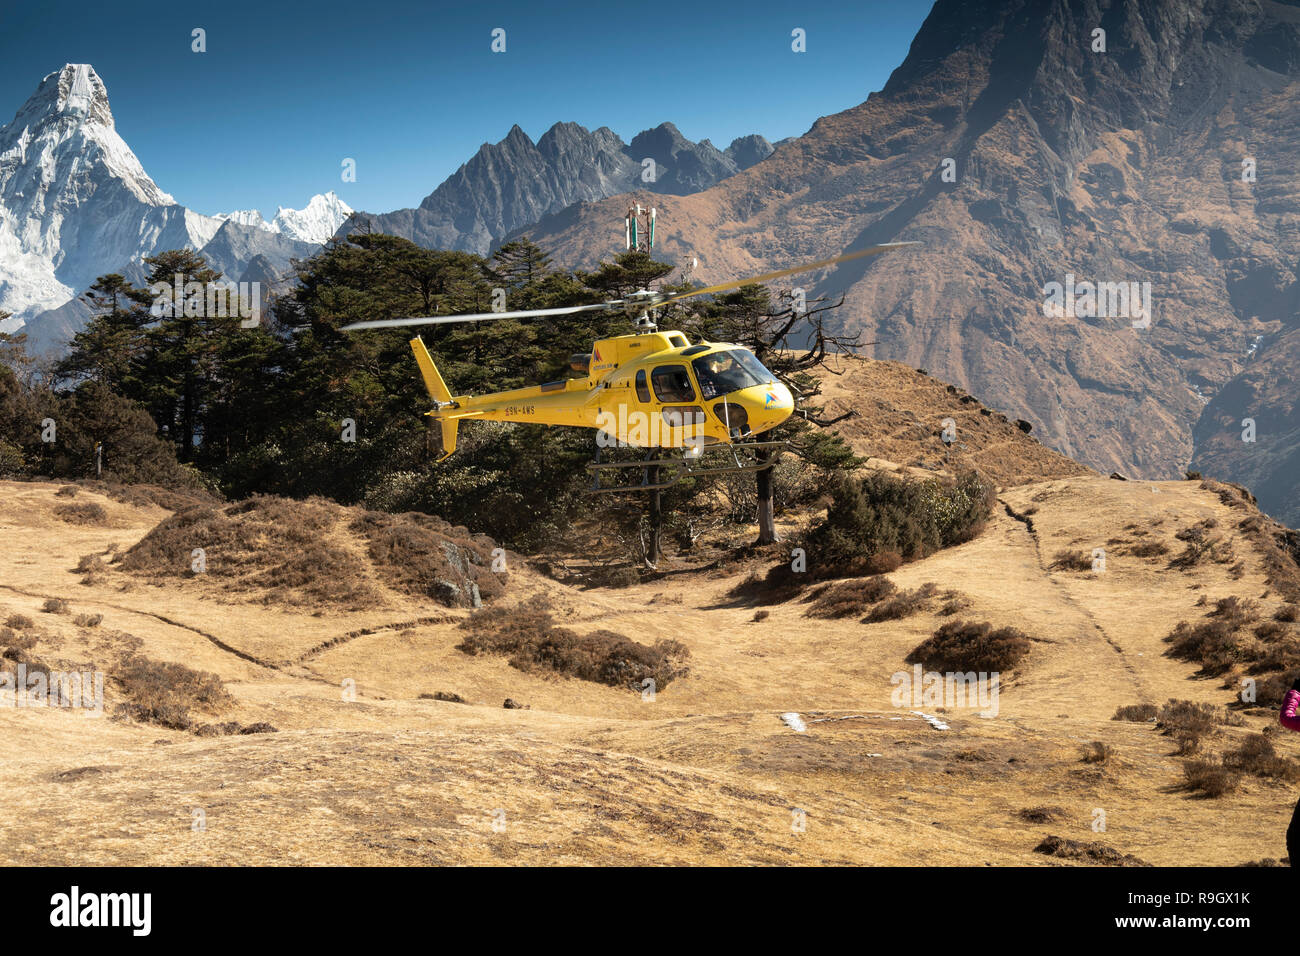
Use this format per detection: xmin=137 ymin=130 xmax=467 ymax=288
xmin=341 ymin=239 xmax=919 ymax=493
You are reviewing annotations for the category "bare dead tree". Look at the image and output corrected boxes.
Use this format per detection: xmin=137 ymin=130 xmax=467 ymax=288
xmin=686 ymin=285 xmax=867 ymax=544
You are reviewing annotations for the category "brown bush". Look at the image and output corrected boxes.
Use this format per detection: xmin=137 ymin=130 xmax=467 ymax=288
xmin=350 ymin=510 xmax=505 ymax=607
xmin=113 ymin=654 xmax=233 ymax=730
xmin=905 ymin=619 xmax=1032 ymax=674
xmin=420 ymin=691 xmax=467 ymax=703
xmin=74 ymin=554 xmax=107 ymax=574
xmin=54 ymin=485 xmax=77 ymax=498
xmin=1255 ymin=621 xmax=1288 ymax=642
xmin=1165 ymin=598 xmax=1262 ymax=675
xmin=1017 ymin=806 xmax=1066 ymax=823
xmin=53 ymin=501 xmax=107 ymax=525
xmin=1125 ymin=540 xmax=1170 ymax=558
xmin=1275 ymin=605 xmax=1300 ymax=623
xmin=1080 ymin=741 xmax=1112 ymax=764
xmin=1182 ymin=758 xmax=1240 ymax=798
xmin=1033 ymin=835 xmax=1149 ymax=866
xmin=865 ymin=550 xmax=903 ymax=575
xmin=73 ymin=613 xmax=102 ymax=628
xmin=41 ymin=598 xmax=69 ymax=614
xmin=805 ymin=576 xmax=896 ymax=619
xmin=1223 ymin=733 xmax=1300 ymax=781
xmin=116 ymin=495 xmax=504 ymax=609
xmin=1113 ymin=703 xmax=1157 ymax=722
xmin=457 ymin=600 xmax=689 ymax=691
xmin=81 ymin=480 xmax=218 ymax=513
xmin=864 ymin=582 xmax=939 ymax=623
xmin=1050 ymin=550 xmax=1095 ymax=572
xmin=4 ymin=613 xmax=33 ymax=630
xmin=1169 ymin=522 xmax=1236 ymax=569
xmin=938 ymin=592 xmax=973 ymax=616
xmin=1157 ymin=699 xmax=1224 ymax=737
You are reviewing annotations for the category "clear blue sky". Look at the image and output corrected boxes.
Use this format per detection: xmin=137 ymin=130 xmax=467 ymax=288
xmin=0 ymin=0 xmax=934 ymax=217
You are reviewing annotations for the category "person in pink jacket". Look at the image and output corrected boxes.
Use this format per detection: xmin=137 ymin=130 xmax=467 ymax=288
xmin=1279 ymin=679 xmax=1300 ymax=862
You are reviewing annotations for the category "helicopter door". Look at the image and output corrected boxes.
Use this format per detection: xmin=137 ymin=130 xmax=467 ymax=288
xmin=650 ymin=365 xmax=696 ymax=403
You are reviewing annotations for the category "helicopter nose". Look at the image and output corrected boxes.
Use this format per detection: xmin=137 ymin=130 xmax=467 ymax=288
xmin=746 ymin=381 xmax=793 ymax=431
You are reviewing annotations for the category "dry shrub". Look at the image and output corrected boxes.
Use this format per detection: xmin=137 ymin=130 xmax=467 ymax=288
xmin=938 ymin=591 xmax=973 ymax=616
xmin=1255 ymin=620 xmax=1288 ymax=642
xmin=1156 ymin=699 xmax=1231 ymax=755
xmin=1113 ymin=703 xmax=1157 ymax=722
xmin=1080 ymin=741 xmax=1112 ymax=764
xmin=4 ymin=613 xmax=33 ymax=630
xmin=1275 ymin=605 xmax=1300 ymax=623
xmin=73 ymin=613 xmax=102 ymax=628
xmin=54 ymin=485 xmax=77 ymax=498
xmin=115 ymin=496 xmax=475 ymax=609
xmin=349 ymin=510 xmax=505 ymax=607
xmin=1125 ymin=540 xmax=1170 ymax=558
xmin=457 ymin=600 xmax=689 ymax=691
xmin=193 ymin=720 xmax=277 ymax=737
xmin=1203 ymin=479 xmax=1300 ymax=603
xmin=41 ymin=598 xmax=69 ymax=615
xmin=1169 ymin=521 xmax=1236 ymax=570
xmin=1033 ymin=835 xmax=1149 ymax=866
xmin=751 ymin=610 xmax=770 ymax=622
xmin=805 ymin=577 xmax=896 ymax=619
xmin=1165 ymin=597 xmax=1261 ymax=675
xmin=905 ymin=619 xmax=1032 ymax=674
xmin=864 ymin=582 xmax=938 ymax=623
xmin=75 ymin=554 xmax=107 ymax=574
xmin=0 ymin=628 xmax=51 ymax=674
xmin=1182 ymin=758 xmax=1241 ymax=797
xmin=53 ymin=501 xmax=107 ymax=525
xmin=81 ymin=481 xmax=219 ymax=513
xmin=114 ymin=655 xmax=233 ymax=730
xmin=420 ymin=691 xmax=467 ymax=703
xmin=1017 ymin=806 xmax=1066 ymax=823
xmin=1050 ymin=550 xmax=1095 ymax=572
xmin=1157 ymin=699 xmax=1224 ymax=737
xmin=1223 ymin=733 xmax=1300 ymax=781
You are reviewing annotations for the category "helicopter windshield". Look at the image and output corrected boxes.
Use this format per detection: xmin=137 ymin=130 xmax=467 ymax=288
xmin=692 ymin=349 xmax=774 ymax=400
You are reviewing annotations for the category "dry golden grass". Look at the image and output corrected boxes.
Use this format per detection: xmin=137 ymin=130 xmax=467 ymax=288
xmin=1 ymin=473 xmax=1299 ymax=866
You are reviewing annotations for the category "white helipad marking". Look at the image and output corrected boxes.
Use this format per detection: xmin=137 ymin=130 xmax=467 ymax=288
xmin=780 ymin=712 xmax=807 ymax=733
xmin=911 ymin=710 xmax=950 ymax=731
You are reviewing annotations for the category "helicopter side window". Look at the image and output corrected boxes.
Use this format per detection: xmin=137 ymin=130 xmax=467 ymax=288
xmin=635 ymin=369 xmax=651 ymax=403
xmin=651 ymin=365 xmax=696 ymax=403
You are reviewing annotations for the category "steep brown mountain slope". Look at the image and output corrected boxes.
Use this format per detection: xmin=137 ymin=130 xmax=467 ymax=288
xmin=523 ymin=0 xmax=1300 ymax=521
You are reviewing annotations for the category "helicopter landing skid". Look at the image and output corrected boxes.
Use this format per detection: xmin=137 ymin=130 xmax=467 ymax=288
xmin=584 ymin=440 xmax=790 ymax=495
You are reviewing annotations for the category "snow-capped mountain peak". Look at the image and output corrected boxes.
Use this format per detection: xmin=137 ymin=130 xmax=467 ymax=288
xmin=212 ymin=192 xmax=352 ymax=245
xmin=0 ymin=64 xmax=340 ymax=340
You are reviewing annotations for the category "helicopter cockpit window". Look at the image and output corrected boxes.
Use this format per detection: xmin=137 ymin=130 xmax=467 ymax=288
xmin=635 ymin=369 xmax=651 ymax=403
xmin=651 ymin=365 xmax=696 ymax=403
xmin=692 ymin=349 xmax=773 ymax=400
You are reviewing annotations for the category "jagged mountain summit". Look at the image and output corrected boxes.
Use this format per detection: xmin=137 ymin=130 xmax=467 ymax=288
xmin=522 ymin=0 xmax=1300 ymax=525
xmin=215 ymin=191 xmax=353 ymax=245
xmin=337 ymin=121 xmax=773 ymax=255
xmin=0 ymin=64 xmax=222 ymax=330
xmin=0 ymin=64 xmax=342 ymax=348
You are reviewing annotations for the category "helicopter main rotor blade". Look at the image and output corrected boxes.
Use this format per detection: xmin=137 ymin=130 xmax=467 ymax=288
xmin=658 ymin=241 xmax=921 ymax=305
xmin=339 ymin=300 xmax=623 ymax=331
